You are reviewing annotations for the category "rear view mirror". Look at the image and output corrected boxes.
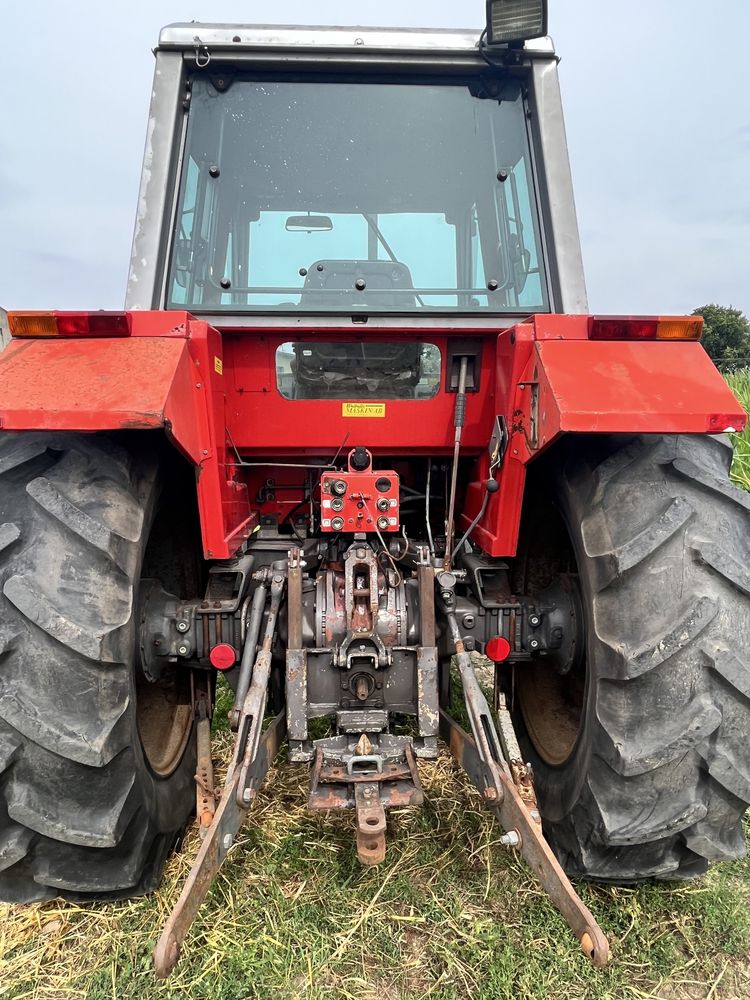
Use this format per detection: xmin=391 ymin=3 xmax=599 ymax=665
xmin=285 ymin=215 xmax=333 ymax=232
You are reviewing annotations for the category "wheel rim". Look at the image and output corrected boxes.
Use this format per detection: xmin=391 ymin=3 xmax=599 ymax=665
xmin=513 ymin=498 xmax=588 ymax=768
xmin=136 ymin=668 xmax=193 ymax=777
xmin=517 ymin=659 xmax=586 ymax=766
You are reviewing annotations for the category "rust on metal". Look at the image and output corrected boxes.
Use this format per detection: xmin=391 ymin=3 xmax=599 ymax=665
xmin=355 ymin=782 xmax=386 ymax=865
xmin=308 ymin=741 xmax=423 ymax=864
xmin=440 ymin=603 xmax=610 ymax=969
xmin=510 ymin=760 xmax=538 ymax=813
xmin=153 ymin=709 xmax=286 ymax=978
xmin=154 ymin=575 xmax=287 ymax=978
xmin=438 ymin=704 xmax=610 ymax=968
xmin=195 ymin=716 xmax=216 ymax=836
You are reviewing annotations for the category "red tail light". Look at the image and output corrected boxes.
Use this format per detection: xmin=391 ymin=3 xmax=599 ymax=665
xmin=485 ymin=636 xmax=512 ymax=663
xmin=588 ymin=316 xmax=703 ymax=342
xmin=209 ymin=643 xmax=237 ymax=671
xmin=8 ymin=311 xmax=132 ymax=338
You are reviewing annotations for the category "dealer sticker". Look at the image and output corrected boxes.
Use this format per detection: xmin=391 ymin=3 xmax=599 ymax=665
xmin=214 ymin=356 xmax=223 ymax=375
xmin=342 ymin=402 xmax=386 ymax=418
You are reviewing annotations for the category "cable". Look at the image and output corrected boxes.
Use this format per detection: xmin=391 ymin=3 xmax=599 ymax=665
xmin=451 ymin=478 xmax=500 ymax=563
xmin=360 ymin=494 xmax=403 ymax=587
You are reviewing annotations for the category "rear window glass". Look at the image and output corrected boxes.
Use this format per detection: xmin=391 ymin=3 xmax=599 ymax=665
xmin=276 ymin=342 xmax=441 ymax=400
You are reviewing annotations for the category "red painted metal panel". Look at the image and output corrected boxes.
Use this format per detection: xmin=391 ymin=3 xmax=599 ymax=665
xmin=223 ymin=332 xmax=498 ymax=455
xmin=1 ymin=311 xmax=742 ymax=565
xmin=182 ymin=320 xmax=256 ymax=559
xmin=0 ymin=338 xmax=190 ymax=433
xmin=0 ymin=331 xmax=255 ymax=561
xmin=533 ymin=340 xmax=747 ymax=443
xmin=458 ymin=324 xmax=534 ymax=558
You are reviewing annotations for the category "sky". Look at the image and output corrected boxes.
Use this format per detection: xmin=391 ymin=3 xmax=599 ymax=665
xmin=0 ymin=1 xmax=748 ymax=317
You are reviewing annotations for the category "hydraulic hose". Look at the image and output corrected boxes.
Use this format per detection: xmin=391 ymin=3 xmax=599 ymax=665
xmin=444 ymin=356 xmax=468 ymax=570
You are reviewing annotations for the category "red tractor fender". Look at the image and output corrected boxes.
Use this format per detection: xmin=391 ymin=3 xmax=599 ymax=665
xmin=0 ymin=312 xmax=254 ymax=559
xmin=463 ymin=315 xmax=747 ymax=557
xmin=0 ymin=311 xmax=744 ymax=562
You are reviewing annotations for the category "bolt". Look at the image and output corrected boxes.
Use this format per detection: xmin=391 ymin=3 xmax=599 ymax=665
xmin=242 ymin=788 xmax=252 ymax=805
xmin=497 ymin=169 xmax=509 ymax=183
xmin=177 ymin=644 xmax=190 ymax=656
xmin=500 ymin=830 xmax=520 ymax=848
xmin=222 ymin=834 xmax=233 ymax=851
xmin=220 ymin=277 xmax=231 ymax=290
xmin=176 ymin=620 xmax=189 ymax=633
xmin=462 ymin=614 xmax=475 ymax=629
xmin=441 ymin=591 xmax=452 ymax=602
xmin=487 ymin=279 xmax=499 ymax=292
xmin=208 ymin=165 xmax=220 ymax=178
xmin=529 ymin=639 xmax=540 ymax=651
xmin=484 ymin=787 xmax=498 ymax=802
xmin=529 ymin=614 xmax=541 ymax=627
xmin=530 ymin=809 xmax=541 ymax=823
xmin=355 ymin=278 xmax=366 ymax=291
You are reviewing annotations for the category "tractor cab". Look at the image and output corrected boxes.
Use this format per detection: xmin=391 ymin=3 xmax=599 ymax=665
xmin=127 ymin=18 xmax=586 ymax=322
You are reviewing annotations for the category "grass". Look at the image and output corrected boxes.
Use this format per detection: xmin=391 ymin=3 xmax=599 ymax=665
xmin=4 ymin=746 xmax=750 ymax=1000
xmin=4 ymin=685 xmax=750 ymax=1000
xmin=3 ymin=381 xmax=750 ymax=1000
xmin=726 ymin=369 xmax=750 ymax=490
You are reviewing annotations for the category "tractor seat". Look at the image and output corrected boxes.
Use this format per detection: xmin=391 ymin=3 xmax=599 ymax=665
xmin=300 ymin=259 xmax=416 ymax=309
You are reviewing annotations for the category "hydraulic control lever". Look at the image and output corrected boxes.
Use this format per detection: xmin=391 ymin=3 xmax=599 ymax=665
xmin=437 ymin=583 xmax=610 ymax=969
xmin=153 ymin=572 xmax=287 ymax=978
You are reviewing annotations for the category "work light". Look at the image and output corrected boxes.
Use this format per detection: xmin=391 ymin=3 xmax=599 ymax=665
xmin=485 ymin=0 xmax=548 ymax=45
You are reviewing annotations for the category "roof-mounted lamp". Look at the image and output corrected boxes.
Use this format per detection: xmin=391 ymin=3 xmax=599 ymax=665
xmin=485 ymin=0 xmax=548 ymax=46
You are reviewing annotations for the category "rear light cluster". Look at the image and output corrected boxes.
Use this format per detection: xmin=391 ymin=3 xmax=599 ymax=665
xmin=7 ymin=311 xmax=132 ymax=338
xmin=588 ymin=316 xmax=703 ymax=342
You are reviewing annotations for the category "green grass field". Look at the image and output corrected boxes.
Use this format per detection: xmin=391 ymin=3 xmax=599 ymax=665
xmin=3 ymin=379 xmax=750 ymax=1000
xmin=727 ymin=370 xmax=750 ymax=490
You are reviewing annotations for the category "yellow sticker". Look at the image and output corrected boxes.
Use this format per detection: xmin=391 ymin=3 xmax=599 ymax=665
xmin=214 ymin=356 xmax=223 ymax=375
xmin=342 ymin=402 xmax=386 ymax=418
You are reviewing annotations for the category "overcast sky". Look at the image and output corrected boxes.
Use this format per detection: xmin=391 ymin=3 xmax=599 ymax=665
xmin=1 ymin=1 xmax=748 ymax=316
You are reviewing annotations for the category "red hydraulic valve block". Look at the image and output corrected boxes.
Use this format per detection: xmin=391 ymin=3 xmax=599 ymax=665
xmin=320 ymin=447 xmax=399 ymax=533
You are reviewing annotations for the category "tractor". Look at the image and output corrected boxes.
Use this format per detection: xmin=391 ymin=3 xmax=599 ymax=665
xmin=0 ymin=2 xmax=747 ymax=977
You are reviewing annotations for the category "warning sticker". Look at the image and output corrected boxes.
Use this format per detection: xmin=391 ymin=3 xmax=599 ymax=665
xmin=342 ymin=402 xmax=386 ymax=418
xmin=214 ymin=356 xmax=223 ymax=375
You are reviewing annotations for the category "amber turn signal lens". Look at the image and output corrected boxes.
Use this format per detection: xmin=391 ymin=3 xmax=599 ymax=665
xmin=7 ymin=312 xmax=59 ymax=337
xmin=655 ymin=317 xmax=703 ymax=341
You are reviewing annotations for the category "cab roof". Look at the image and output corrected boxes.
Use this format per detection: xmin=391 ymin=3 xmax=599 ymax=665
xmin=158 ymin=23 xmax=556 ymax=58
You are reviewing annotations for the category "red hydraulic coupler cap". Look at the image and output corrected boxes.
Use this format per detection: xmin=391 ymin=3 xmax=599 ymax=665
xmin=485 ymin=636 xmax=512 ymax=663
xmin=209 ymin=643 xmax=236 ymax=671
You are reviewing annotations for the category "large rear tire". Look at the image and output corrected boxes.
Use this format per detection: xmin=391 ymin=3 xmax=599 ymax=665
xmin=514 ymin=434 xmax=750 ymax=881
xmin=0 ymin=433 xmax=196 ymax=901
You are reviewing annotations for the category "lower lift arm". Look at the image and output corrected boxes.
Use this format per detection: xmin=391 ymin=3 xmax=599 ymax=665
xmin=437 ymin=578 xmax=609 ymax=968
xmin=153 ymin=572 xmax=287 ymax=979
